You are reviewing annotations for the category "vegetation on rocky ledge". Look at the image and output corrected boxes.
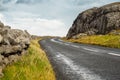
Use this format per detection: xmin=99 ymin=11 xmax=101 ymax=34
xmin=65 ymin=2 xmax=120 ymax=49
xmin=64 ymin=34 xmax=120 ymax=48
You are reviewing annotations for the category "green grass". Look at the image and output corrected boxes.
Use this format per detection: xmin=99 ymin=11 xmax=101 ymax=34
xmin=1 ymin=39 xmax=56 ymax=80
xmin=64 ymin=35 xmax=120 ymax=48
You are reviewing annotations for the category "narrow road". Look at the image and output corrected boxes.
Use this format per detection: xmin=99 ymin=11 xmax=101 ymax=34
xmin=39 ymin=38 xmax=120 ymax=80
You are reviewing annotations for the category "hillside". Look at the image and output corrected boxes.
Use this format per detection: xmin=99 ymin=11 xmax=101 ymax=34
xmin=66 ymin=2 xmax=120 ymax=39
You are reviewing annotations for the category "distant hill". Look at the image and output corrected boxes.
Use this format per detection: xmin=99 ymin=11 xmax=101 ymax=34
xmin=67 ymin=2 xmax=120 ymax=39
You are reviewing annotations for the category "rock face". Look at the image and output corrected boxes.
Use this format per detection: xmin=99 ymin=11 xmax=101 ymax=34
xmin=0 ymin=21 xmax=31 ymax=77
xmin=67 ymin=2 xmax=120 ymax=39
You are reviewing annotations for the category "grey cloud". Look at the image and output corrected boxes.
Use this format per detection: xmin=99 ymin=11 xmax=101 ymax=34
xmin=16 ymin=0 xmax=49 ymax=4
xmin=0 ymin=0 xmax=120 ymax=36
xmin=1 ymin=0 xmax=11 ymax=4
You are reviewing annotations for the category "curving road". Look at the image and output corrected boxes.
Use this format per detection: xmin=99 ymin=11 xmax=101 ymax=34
xmin=39 ymin=38 xmax=120 ymax=80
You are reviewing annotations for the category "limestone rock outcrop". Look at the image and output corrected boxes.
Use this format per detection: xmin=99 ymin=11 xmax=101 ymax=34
xmin=0 ymin=21 xmax=31 ymax=77
xmin=67 ymin=2 xmax=120 ymax=39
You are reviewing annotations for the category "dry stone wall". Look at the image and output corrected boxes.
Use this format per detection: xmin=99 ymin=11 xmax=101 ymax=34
xmin=0 ymin=21 xmax=31 ymax=77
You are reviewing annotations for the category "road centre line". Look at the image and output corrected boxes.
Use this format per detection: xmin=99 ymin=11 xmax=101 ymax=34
xmin=71 ymin=45 xmax=80 ymax=48
xmin=83 ymin=48 xmax=99 ymax=52
xmin=108 ymin=53 xmax=120 ymax=57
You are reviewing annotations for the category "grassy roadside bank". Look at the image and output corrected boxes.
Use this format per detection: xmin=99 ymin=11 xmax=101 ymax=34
xmin=64 ymin=35 xmax=120 ymax=48
xmin=1 ymin=39 xmax=56 ymax=80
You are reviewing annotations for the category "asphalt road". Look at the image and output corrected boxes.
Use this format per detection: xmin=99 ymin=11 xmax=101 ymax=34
xmin=39 ymin=38 xmax=120 ymax=80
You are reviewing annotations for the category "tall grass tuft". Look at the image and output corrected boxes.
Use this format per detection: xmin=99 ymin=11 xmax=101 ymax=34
xmin=1 ymin=39 xmax=56 ymax=80
xmin=64 ymin=35 xmax=120 ymax=48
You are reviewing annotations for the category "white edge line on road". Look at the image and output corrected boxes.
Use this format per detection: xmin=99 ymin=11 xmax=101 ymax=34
xmin=51 ymin=39 xmax=71 ymax=46
xmin=64 ymin=43 xmax=70 ymax=46
xmin=51 ymin=39 xmax=58 ymax=43
xmin=58 ymin=39 xmax=63 ymax=42
xmin=56 ymin=52 xmax=103 ymax=80
xmin=108 ymin=53 xmax=120 ymax=57
xmin=71 ymin=45 xmax=80 ymax=48
xmin=51 ymin=39 xmax=63 ymax=44
xmin=83 ymin=48 xmax=99 ymax=52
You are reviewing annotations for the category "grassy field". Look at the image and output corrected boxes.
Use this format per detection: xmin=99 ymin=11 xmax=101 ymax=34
xmin=64 ymin=35 xmax=120 ymax=48
xmin=1 ymin=39 xmax=56 ymax=80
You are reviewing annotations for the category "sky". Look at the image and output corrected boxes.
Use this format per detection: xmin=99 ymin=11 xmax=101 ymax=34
xmin=0 ymin=0 xmax=120 ymax=36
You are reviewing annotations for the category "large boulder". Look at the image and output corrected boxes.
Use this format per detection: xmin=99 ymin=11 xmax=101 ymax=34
xmin=2 ymin=29 xmax=30 ymax=45
xmin=66 ymin=2 xmax=120 ymax=39
xmin=0 ymin=35 xmax=3 ymax=43
xmin=0 ymin=23 xmax=31 ymax=49
xmin=0 ymin=22 xmax=4 ymax=28
xmin=0 ymin=45 xmax=22 ymax=55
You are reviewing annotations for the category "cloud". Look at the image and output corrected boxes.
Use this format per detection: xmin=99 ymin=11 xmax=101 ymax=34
xmin=0 ymin=0 xmax=119 ymax=36
xmin=0 ymin=14 xmax=4 ymax=20
xmin=0 ymin=13 xmax=8 ymax=24
xmin=6 ymin=17 xmax=67 ymax=36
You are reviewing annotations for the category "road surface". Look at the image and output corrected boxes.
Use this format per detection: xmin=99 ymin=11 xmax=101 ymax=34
xmin=39 ymin=38 xmax=120 ymax=80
